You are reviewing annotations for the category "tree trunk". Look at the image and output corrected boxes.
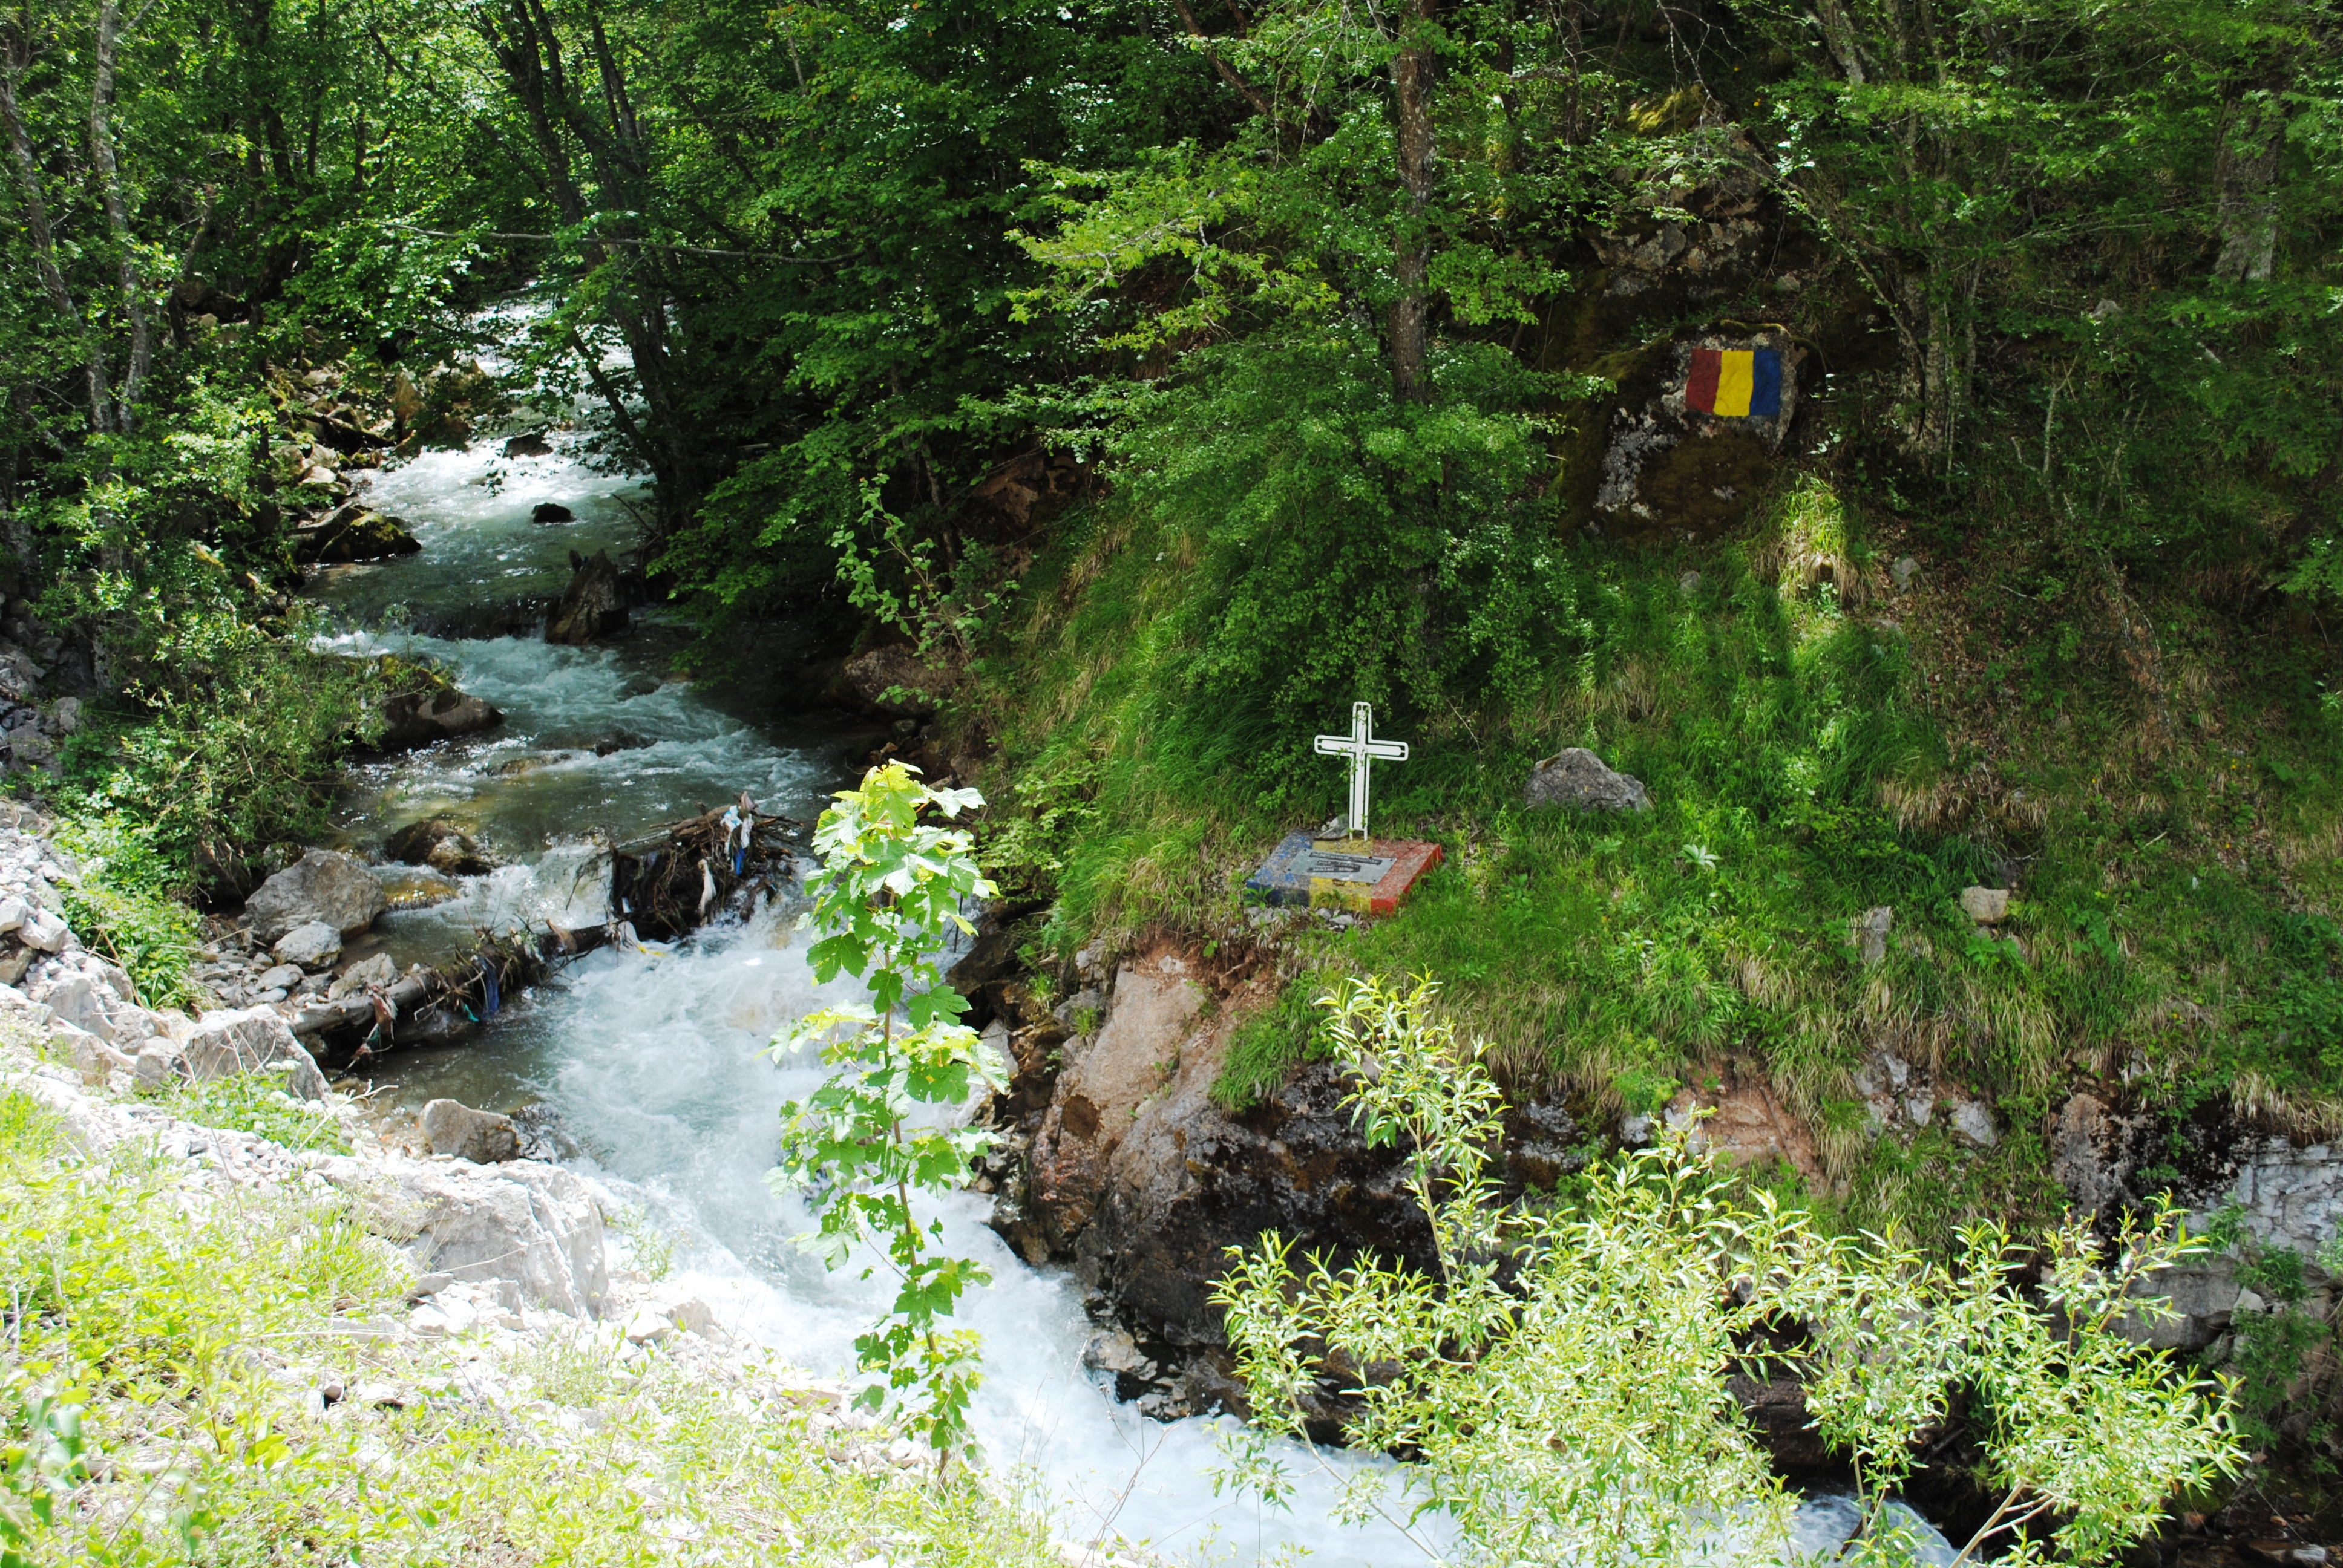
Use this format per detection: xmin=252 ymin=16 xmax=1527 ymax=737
xmin=2214 ymin=99 xmax=2281 ymax=284
xmin=1388 ymin=1 xmax=1438 ymax=403
xmin=0 ymin=39 xmax=111 ymax=433
xmin=88 ymin=0 xmax=150 ymax=431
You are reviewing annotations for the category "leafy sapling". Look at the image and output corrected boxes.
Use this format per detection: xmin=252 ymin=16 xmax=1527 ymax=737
xmin=1214 ymin=972 xmax=2243 ymax=1568
xmin=767 ymin=763 xmax=1005 ymax=1468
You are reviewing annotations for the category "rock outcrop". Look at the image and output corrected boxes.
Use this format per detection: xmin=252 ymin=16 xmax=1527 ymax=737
xmin=244 ymin=849 xmax=388 ymax=943
xmin=989 ymin=950 xmax=1436 ymax=1419
xmin=175 ymin=1007 xmax=332 ymax=1101
xmin=1523 ymin=748 xmax=1651 ymax=812
xmin=838 ymin=644 xmax=955 ymax=718
xmin=391 ymin=1158 xmax=609 ymax=1318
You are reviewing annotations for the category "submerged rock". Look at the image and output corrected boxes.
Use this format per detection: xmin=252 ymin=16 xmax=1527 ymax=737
xmin=244 ymin=849 xmax=388 ymax=943
xmin=529 ymin=501 xmax=573 ymax=523
xmin=384 ymin=818 xmax=491 ymax=877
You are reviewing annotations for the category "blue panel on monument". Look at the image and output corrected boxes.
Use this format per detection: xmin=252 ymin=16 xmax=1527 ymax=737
xmin=1242 ymin=832 xmax=1320 ymax=907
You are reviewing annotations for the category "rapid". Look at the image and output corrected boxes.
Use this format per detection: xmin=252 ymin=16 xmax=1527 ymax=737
xmin=309 ymin=410 xmax=1952 ymax=1567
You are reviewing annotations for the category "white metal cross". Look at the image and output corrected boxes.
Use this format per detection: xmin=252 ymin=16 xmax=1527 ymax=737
xmin=1314 ymin=702 xmax=1409 ymax=841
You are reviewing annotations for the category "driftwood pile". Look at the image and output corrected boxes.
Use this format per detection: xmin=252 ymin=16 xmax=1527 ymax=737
xmin=608 ymin=798 xmax=801 ymax=941
xmin=291 ymin=799 xmax=801 ymax=1062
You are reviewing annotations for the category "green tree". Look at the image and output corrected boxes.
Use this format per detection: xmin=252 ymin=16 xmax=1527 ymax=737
xmin=767 ymin=761 xmax=1005 ymax=1468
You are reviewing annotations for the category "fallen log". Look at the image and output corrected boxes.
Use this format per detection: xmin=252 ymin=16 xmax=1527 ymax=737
xmin=289 ymin=919 xmax=610 ymax=1056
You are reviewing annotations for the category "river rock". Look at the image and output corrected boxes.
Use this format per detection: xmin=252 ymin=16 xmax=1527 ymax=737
xmin=530 ymin=501 xmax=573 ymax=523
xmin=384 ymin=818 xmax=491 ymax=876
xmin=375 ymin=687 xmax=504 ymax=752
xmin=995 ymin=951 xmax=1434 ymax=1380
xmin=392 ymin=1159 xmax=609 ymax=1318
xmin=329 ymin=952 xmax=399 ymax=998
xmin=504 ymin=432 xmax=553 ymax=459
xmin=420 ymin=1098 xmax=522 ymax=1164
xmin=546 ymin=550 xmax=626 ymax=644
xmin=1523 ymin=748 xmax=1651 ymax=812
xmin=839 ymin=644 xmax=954 ymax=717
xmin=295 ymin=509 xmax=421 ymax=564
xmin=244 ymin=849 xmax=388 ymax=944
xmin=272 ymin=921 xmax=344 ymax=970
xmin=179 ymin=1007 xmax=329 ymax=1102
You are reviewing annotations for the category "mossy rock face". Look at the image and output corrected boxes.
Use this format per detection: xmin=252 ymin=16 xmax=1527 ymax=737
xmin=296 ymin=510 xmax=421 ymax=564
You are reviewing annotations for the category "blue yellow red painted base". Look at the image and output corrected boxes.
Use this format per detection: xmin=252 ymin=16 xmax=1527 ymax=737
xmin=1244 ymin=832 xmax=1445 ymax=915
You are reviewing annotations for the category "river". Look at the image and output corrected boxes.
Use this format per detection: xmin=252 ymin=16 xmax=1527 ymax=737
xmin=310 ymin=408 xmax=1951 ymax=1567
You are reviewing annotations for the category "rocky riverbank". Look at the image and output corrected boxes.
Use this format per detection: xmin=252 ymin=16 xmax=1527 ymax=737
xmin=974 ymin=923 xmax=2343 ymax=1539
xmin=0 ymin=820 xmax=1108 ymax=1566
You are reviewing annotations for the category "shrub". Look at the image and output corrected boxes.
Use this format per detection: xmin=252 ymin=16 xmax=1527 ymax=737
xmin=1213 ymin=974 xmax=2242 ymax=1567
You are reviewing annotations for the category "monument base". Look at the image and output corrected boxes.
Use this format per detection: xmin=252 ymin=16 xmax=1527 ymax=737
xmin=1244 ymin=832 xmax=1444 ymax=916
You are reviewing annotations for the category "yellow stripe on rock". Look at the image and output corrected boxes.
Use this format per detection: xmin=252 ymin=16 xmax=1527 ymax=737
xmin=1714 ymin=350 xmax=1755 ymax=417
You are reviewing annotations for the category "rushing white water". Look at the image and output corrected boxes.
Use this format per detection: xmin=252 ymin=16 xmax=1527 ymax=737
xmin=312 ymin=405 xmax=1958 ymax=1566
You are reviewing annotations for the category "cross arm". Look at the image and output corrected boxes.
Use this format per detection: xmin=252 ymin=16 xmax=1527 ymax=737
xmin=1314 ymin=736 xmax=1357 ymax=754
xmin=1363 ymin=741 xmax=1409 ymax=760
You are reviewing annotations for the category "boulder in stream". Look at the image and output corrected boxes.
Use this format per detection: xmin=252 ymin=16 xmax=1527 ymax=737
xmin=375 ymin=687 xmax=503 ymax=752
xmin=530 ymin=501 xmax=574 ymax=523
xmin=546 ymin=550 xmax=626 ymax=644
xmin=503 ymin=431 xmax=554 ymax=459
xmin=385 ymin=817 xmax=492 ymax=876
xmin=295 ymin=508 xmax=421 ymax=564
xmin=244 ymin=849 xmax=388 ymax=943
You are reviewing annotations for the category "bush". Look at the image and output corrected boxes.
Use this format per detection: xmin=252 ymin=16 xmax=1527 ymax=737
xmin=60 ymin=609 xmax=384 ymax=891
xmin=1214 ymin=975 xmax=2242 ymax=1567
xmin=50 ymin=814 xmax=198 ymax=1007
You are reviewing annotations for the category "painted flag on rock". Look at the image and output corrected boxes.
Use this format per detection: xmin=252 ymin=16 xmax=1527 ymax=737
xmin=1685 ymin=347 xmax=1783 ymax=419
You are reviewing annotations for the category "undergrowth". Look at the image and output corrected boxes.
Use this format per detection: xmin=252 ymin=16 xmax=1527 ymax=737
xmin=156 ymin=1071 xmax=353 ymax=1156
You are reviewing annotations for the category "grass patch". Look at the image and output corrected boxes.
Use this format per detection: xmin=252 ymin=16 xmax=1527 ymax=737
xmin=159 ymin=1070 xmax=353 ymax=1155
xmin=975 ymin=474 xmax=2343 ymax=1240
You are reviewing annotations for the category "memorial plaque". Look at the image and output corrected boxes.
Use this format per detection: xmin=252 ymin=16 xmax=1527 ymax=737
xmin=1244 ymin=832 xmax=1443 ymax=915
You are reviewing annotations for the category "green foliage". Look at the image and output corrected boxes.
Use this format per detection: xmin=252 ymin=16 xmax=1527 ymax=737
xmin=609 ymin=1204 xmax=677 ymax=1284
xmin=766 ymin=762 xmax=1005 ymax=1465
xmin=157 ymin=1072 xmax=352 ymax=1157
xmin=59 ymin=609 xmax=384 ymax=889
xmin=1213 ymin=976 xmax=2241 ymax=1567
xmin=47 ymin=814 xmax=194 ymax=1006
